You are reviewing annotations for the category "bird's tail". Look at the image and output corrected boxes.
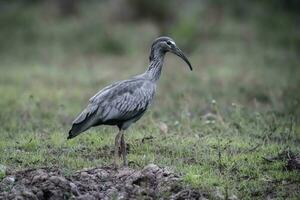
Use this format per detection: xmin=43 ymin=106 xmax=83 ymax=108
xmin=67 ymin=104 xmax=99 ymax=139
xmin=67 ymin=118 xmax=95 ymax=139
xmin=67 ymin=124 xmax=88 ymax=139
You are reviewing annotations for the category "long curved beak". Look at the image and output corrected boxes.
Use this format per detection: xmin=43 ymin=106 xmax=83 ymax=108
xmin=172 ymin=47 xmax=193 ymax=71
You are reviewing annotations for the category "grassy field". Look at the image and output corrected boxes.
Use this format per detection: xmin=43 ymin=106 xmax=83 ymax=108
xmin=0 ymin=1 xmax=300 ymax=199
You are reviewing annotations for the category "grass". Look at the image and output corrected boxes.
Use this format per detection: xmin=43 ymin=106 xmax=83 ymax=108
xmin=0 ymin=1 xmax=300 ymax=199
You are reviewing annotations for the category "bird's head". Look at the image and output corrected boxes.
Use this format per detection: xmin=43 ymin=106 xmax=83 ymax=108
xmin=149 ymin=36 xmax=193 ymax=71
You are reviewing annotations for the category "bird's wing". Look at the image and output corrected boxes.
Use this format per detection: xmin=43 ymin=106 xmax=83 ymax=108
xmin=89 ymin=80 xmax=122 ymax=103
xmin=68 ymin=102 xmax=99 ymax=139
xmin=93 ymin=78 xmax=155 ymax=122
xmin=72 ymin=78 xmax=154 ymax=125
xmin=72 ymin=103 xmax=98 ymax=124
xmin=68 ymin=78 xmax=154 ymax=139
xmin=71 ymin=80 xmax=124 ymax=125
xmin=70 ymin=82 xmax=117 ymax=125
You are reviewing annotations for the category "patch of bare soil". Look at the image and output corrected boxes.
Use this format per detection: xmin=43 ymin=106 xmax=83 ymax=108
xmin=263 ymin=150 xmax=300 ymax=171
xmin=0 ymin=164 xmax=207 ymax=200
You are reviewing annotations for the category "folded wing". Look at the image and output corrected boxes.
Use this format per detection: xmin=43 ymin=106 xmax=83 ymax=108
xmin=68 ymin=78 xmax=154 ymax=139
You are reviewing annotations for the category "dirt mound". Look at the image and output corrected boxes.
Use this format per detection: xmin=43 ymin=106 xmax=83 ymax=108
xmin=0 ymin=164 xmax=207 ymax=200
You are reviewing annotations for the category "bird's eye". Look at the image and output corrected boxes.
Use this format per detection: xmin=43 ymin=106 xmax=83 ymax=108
xmin=166 ymin=41 xmax=172 ymax=45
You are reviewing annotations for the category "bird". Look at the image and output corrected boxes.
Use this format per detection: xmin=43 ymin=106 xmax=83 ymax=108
xmin=67 ymin=36 xmax=193 ymax=167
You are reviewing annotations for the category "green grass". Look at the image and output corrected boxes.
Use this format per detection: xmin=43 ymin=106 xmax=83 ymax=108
xmin=0 ymin=1 xmax=300 ymax=199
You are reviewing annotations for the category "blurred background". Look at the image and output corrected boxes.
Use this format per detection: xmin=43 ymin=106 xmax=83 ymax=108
xmin=0 ymin=0 xmax=299 ymax=135
xmin=0 ymin=1 xmax=300 ymax=197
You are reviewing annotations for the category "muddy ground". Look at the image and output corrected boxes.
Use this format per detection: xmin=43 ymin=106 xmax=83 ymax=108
xmin=0 ymin=164 xmax=208 ymax=200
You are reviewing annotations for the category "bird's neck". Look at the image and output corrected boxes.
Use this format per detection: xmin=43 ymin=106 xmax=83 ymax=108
xmin=146 ymin=52 xmax=165 ymax=82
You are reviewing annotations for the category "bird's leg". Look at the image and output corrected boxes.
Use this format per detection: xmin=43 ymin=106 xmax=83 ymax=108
xmin=121 ymin=132 xmax=128 ymax=166
xmin=114 ymin=130 xmax=123 ymax=168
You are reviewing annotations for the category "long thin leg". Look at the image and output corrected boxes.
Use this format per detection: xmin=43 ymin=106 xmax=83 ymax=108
xmin=121 ymin=132 xmax=128 ymax=166
xmin=114 ymin=130 xmax=123 ymax=168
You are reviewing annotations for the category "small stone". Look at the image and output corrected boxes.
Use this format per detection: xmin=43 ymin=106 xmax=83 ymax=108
xmin=31 ymin=175 xmax=41 ymax=184
xmin=22 ymin=190 xmax=37 ymax=199
xmin=202 ymin=112 xmax=217 ymax=121
xmin=70 ymin=182 xmax=79 ymax=196
xmin=49 ymin=176 xmax=60 ymax=184
xmin=142 ymin=164 xmax=159 ymax=173
xmin=95 ymin=169 xmax=109 ymax=179
xmin=49 ymin=176 xmax=68 ymax=186
xmin=158 ymin=122 xmax=168 ymax=134
xmin=7 ymin=176 xmax=15 ymax=183
xmin=81 ymin=172 xmax=89 ymax=178
xmin=1 ymin=176 xmax=15 ymax=185
xmin=117 ymin=168 xmax=132 ymax=179
xmin=36 ymin=191 xmax=44 ymax=199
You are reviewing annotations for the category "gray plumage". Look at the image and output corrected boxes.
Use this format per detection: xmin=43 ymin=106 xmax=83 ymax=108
xmin=67 ymin=37 xmax=192 ymax=166
xmin=68 ymin=78 xmax=155 ymax=138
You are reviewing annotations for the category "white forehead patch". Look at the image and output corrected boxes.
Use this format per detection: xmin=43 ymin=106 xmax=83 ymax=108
xmin=169 ymin=41 xmax=176 ymax=45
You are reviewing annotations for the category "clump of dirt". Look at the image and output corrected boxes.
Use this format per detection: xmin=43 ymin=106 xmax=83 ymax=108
xmin=282 ymin=151 xmax=300 ymax=171
xmin=0 ymin=164 xmax=207 ymax=200
xmin=263 ymin=150 xmax=300 ymax=171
